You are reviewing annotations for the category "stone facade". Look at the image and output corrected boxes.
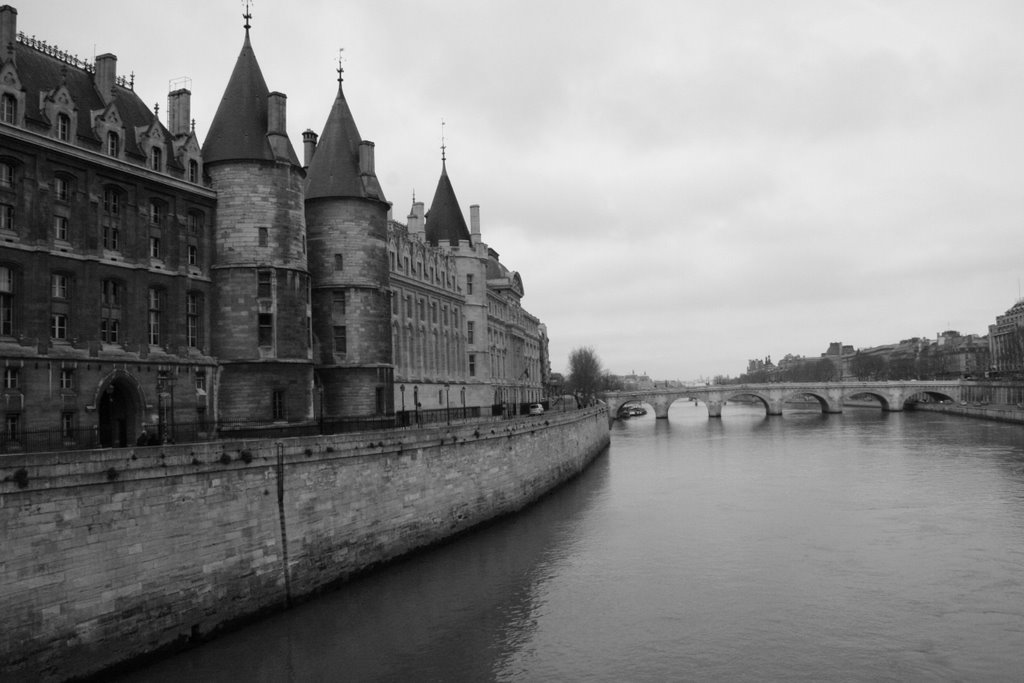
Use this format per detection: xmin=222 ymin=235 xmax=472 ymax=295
xmin=0 ymin=6 xmax=549 ymax=450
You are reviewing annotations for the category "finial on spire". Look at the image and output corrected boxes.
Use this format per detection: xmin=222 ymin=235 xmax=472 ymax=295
xmin=337 ymin=48 xmax=345 ymax=83
xmin=243 ymin=0 xmax=252 ymax=31
xmin=191 ymin=118 xmax=196 ymax=132
xmin=154 ymin=102 xmax=160 ymax=118
xmin=441 ymin=119 xmax=446 ymax=163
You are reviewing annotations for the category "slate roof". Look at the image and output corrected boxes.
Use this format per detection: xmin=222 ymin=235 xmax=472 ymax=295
xmin=305 ymin=80 xmax=385 ymax=202
xmin=12 ymin=43 xmax=176 ymax=168
xmin=425 ymin=161 xmax=471 ymax=246
xmin=202 ymin=28 xmax=298 ymax=166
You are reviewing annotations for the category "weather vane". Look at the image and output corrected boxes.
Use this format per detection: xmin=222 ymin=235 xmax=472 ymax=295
xmin=441 ymin=119 xmax=446 ymax=162
xmin=243 ymin=0 xmax=252 ymax=30
xmin=337 ymin=48 xmax=345 ymax=82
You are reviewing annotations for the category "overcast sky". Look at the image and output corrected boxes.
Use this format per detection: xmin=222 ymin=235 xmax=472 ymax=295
xmin=26 ymin=1 xmax=1024 ymax=380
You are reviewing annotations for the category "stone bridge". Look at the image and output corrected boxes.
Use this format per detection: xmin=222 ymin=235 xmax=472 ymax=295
xmin=602 ymin=381 xmax=963 ymax=420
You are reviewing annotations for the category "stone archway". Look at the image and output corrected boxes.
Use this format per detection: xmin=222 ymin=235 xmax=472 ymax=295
xmin=98 ymin=375 xmax=142 ymax=448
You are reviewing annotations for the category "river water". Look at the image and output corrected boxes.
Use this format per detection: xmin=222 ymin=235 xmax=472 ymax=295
xmin=116 ymin=403 xmax=1024 ymax=682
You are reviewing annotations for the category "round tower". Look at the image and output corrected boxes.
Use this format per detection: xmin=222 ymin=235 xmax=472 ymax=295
xmin=304 ymin=70 xmax=392 ymax=418
xmin=201 ymin=19 xmax=314 ymax=426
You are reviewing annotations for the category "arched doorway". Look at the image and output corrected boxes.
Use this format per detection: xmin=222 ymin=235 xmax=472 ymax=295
xmin=98 ymin=376 xmax=140 ymax=447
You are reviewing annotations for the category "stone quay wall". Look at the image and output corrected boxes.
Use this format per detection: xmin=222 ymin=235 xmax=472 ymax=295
xmin=1 ymin=407 xmax=610 ymax=681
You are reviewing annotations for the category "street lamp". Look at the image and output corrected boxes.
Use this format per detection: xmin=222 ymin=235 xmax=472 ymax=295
xmin=444 ymin=382 xmax=451 ymax=425
xmin=413 ymin=386 xmax=419 ymax=425
xmin=461 ymin=386 xmax=466 ymax=417
xmin=399 ymin=384 xmax=406 ymax=425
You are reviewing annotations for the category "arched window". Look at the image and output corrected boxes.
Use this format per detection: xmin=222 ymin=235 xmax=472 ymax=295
xmin=0 ymin=94 xmax=15 ymax=124
xmin=56 ymin=113 xmax=71 ymax=141
xmin=107 ymin=131 xmax=120 ymax=157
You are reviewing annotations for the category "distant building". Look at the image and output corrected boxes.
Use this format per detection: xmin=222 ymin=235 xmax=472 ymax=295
xmin=0 ymin=5 xmax=546 ymax=451
xmin=989 ymin=300 xmax=1024 ymax=375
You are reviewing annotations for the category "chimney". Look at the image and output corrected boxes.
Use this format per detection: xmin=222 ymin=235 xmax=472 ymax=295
xmin=0 ymin=6 xmax=16 ymax=65
xmin=267 ymin=91 xmax=287 ymax=135
xmin=302 ymin=129 xmax=318 ymax=168
xmin=358 ymin=140 xmax=375 ymax=176
xmin=470 ymin=204 xmax=481 ymax=238
xmin=167 ymin=88 xmax=191 ymax=136
xmin=408 ymin=201 xmax=425 ymax=236
xmin=94 ymin=53 xmax=117 ymax=104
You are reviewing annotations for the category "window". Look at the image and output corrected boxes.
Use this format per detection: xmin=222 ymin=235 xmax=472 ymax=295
xmin=0 ymin=203 xmax=13 ymax=231
xmin=257 ymin=270 xmax=272 ymax=299
xmin=466 ymin=274 xmax=474 ymax=295
xmin=404 ymin=295 xmax=412 ymax=319
xmin=272 ymin=389 xmax=285 ymax=420
xmin=1 ymin=94 xmax=16 ymax=124
xmin=51 ymin=312 xmax=68 ymax=340
xmin=56 ymin=113 xmax=71 ymax=141
xmin=195 ymin=371 xmax=207 ymax=393
xmin=147 ymin=287 xmax=163 ymax=346
xmin=59 ymin=368 xmax=74 ymax=390
xmin=186 ymin=292 xmax=203 ymax=348
xmin=149 ymin=200 xmax=163 ymax=225
xmin=61 ymin=412 xmax=75 ymax=440
xmin=51 ymin=273 xmax=69 ymax=299
xmin=332 ymin=290 xmax=345 ymax=318
xmin=334 ymin=254 xmax=343 ymax=271
xmin=258 ymin=313 xmax=273 ymax=346
xmin=431 ymin=302 xmax=437 ymax=323
xmin=0 ymin=162 xmax=12 ymax=187
xmin=149 ymin=236 xmax=161 ymax=259
xmin=54 ymin=176 xmax=69 ymax=201
xmin=187 ymin=212 xmax=203 ymax=234
xmin=417 ymin=299 xmax=425 ymax=321
xmin=3 ymin=367 xmax=17 ymax=389
xmin=103 ymin=188 xmax=120 ymax=215
xmin=107 ymin=131 xmax=120 ymax=157
xmin=258 ymin=227 xmax=268 ymax=246
xmin=150 ymin=146 xmax=162 ymax=171
xmin=103 ymin=225 xmax=120 ymax=251
xmin=469 ymin=353 xmax=477 ymax=377
xmin=333 ymin=326 xmax=347 ymax=355
xmin=467 ymin=321 xmax=475 ymax=345
xmin=0 ymin=266 xmax=13 ymax=336
xmin=4 ymin=413 xmax=19 ymax=444
xmin=54 ymin=216 xmax=68 ymax=241
xmin=187 ymin=244 xmax=198 ymax=266
xmin=188 ymin=159 xmax=199 ymax=183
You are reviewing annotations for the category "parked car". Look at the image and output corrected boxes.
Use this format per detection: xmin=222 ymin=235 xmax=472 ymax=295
xmin=528 ymin=403 xmax=544 ymax=415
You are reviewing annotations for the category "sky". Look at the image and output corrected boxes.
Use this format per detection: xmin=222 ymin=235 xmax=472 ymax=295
xmin=23 ymin=0 xmax=1024 ymax=381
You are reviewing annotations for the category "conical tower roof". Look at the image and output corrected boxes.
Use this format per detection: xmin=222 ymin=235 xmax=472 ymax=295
xmin=425 ymin=161 xmax=471 ymax=246
xmin=203 ymin=26 xmax=297 ymax=164
xmin=306 ymin=79 xmax=385 ymax=202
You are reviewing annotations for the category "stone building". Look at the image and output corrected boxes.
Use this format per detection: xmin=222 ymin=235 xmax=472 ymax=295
xmin=989 ymin=300 xmax=1024 ymax=375
xmin=0 ymin=6 xmax=546 ymax=451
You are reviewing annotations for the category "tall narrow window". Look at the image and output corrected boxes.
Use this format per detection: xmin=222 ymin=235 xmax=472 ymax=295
xmin=50 ymin=312 xmax=67 ymax=340
xmin=103 ymin=188 xmax=120 ymax=216
xmin=56 ymin=113 xmax=71 ymax=141
xmin=466 ymin=274 xmax=474 ymax=295
xmin=258 ymin=313 xmax=273 ymax=346
xmin=187 ymin=244 xmax=198 ymax=266
xmin=272 ymin=389 xmax=285 ymax=420
xmin=149 ymin=200 xmax=163 ymax=225
xmin=0 ymin=162 xmax=12 ymax=188
xmin=54 ymin=216 xmax=68 ymax=241
xmin=51 ymin=273 xmax=69 ymax=300
xmin=0 ymin=266 xmax=14 ymax=336
xmin=188 ymin=159 xmax=199 ymax=183
xmin=258 ymin=227 xmax=268 ymax=246
xmin=333 ymin=326 xmax=347 ymax=355
xmin=469 ymin=353 xmax=477 ymax=377
xmin=332 ymin=290 xmax=345 ymax=318
xmin=54 ymin=176 xmax=69 ymax=201
xmin=187 ymin=212 xmax=203 ymax=234
xmin=3 ymin=367 xmax=18 ymax=389
xmin=150 ymin=146 xmax=162 ymax=171
xmin=59 ymin=368 xmax=74 ymax=390
xmin=149 ymin=236 xmax=161 ymax=259
xmin=0 ymin=203 xmax=14 ymax=231
xmin=257 ymin=270 xmax=272 ymax=299
xmin=4 ymin=413 xmax=19 ymax=444
xmin=467 ymin=320 xmax=475 ymax=345
xmin=107 ymin=131 xmax=120 ymax=157
xmin=0 ymin=94 xmax=16 ymax=124
xmin=186 ymin=292 xmax=203 ymax=348
xmin=334 ymin=254 xmax=343 ymax=271
xmin=103 ymin=225 xmax=120 ymax=251
xmin=147 ymin=287 xmax=162 ymax=346
xmin=61 ymin=412 xmax=75 ymax=440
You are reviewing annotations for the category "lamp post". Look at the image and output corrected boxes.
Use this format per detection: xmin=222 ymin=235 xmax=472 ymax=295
xmin=399 ymin=384 xmax=406 ymax=426
xmin=444 ymin=382 xmax=451 ymax=425
xmin=461 ymin=386 xmax=466 ymax=418
xmin=413 ymin=386 xmax=419 ymax=425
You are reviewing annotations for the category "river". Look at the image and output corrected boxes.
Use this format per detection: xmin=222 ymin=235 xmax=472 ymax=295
xmin=115 ymin=403 xmax=1024 ymax=682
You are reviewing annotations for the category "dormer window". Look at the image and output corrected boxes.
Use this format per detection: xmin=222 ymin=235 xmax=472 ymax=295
xmin=57 ymin=113 xmax=71 ymax=142
xmin=150 ymin=146 xmax=162 ymax=172
xmin=188 ymin=159 xmax=199 ymax=183
xmin=0 ymin=94 xmax=15 ymax=124
xmin=107 ymin=132 xmax=120 ymax=157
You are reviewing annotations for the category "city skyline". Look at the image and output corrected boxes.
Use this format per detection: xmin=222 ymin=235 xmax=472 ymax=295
xmin=29 ymin=0 xmax=1024 ymax=380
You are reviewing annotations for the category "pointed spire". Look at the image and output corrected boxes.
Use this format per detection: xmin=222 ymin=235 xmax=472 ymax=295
xmin=425 ymin=156 xmax=471 ymax=246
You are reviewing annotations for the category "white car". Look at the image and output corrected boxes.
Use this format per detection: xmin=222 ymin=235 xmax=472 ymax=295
xmin=528 ymin=403 xmax=544 ymax=415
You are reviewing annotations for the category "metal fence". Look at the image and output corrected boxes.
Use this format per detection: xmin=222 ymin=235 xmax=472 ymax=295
xmin=0 ymin=403 xmax=556 ymax=455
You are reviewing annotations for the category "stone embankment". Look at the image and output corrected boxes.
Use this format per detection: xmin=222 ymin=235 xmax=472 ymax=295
xmin=1 ymin=407 xmax=610 ymax=681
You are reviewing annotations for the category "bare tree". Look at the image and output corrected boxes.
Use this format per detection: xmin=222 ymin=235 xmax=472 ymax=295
xmin=567 ymin=346 xmax=604 ymax=406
